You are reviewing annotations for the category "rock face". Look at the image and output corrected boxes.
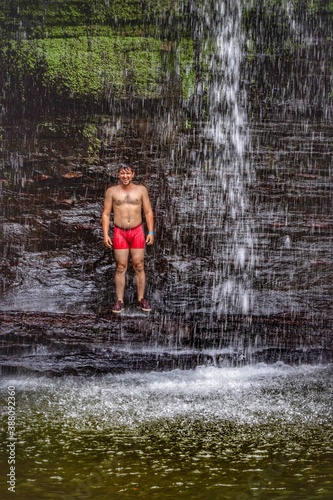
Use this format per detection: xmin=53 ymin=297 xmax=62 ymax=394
xmin=0 ymin=1 xmax=332 ymax=374
xmin=1 ymin=311 xmax=332 ymax=375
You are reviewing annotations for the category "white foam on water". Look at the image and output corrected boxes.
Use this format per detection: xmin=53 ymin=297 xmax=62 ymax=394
xmin=2 ymin=363 xmax=332 ymax=429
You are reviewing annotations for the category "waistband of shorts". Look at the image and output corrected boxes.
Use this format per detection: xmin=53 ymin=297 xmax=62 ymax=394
xmin=114 ymin=223 xmax=142 ymax=231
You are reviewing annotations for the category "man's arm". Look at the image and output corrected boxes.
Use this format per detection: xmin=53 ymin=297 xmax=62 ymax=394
xmin=142 ymin=186 xmax=154 ymax=245
xmin=102 ymin=187 xmax=113 ymax=248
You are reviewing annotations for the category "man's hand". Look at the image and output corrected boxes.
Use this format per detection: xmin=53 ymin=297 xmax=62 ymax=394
xmin=146 ymin=233 xmax=154 ymax=246
xmin=104 ymin=235 xmax=113 ymax=248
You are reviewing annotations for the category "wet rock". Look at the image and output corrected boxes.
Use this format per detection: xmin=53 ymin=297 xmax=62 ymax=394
xmin=0 ymin=311 xmax=332 ymax=376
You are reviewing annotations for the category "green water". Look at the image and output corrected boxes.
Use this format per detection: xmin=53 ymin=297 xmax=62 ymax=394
xmin=1 ymin=364 xmax=332 ymax=499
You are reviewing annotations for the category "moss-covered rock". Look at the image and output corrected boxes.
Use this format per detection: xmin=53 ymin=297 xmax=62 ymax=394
xmin=0 ymin=0 xmax=194 ymax=106
xmin=0 ymin=0 xmax=332 ymax=109
xmin=9 ymin=33 xmax=194 ymax=102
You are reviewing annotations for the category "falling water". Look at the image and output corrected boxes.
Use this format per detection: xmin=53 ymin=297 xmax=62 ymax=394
xmin=203 ymin=0 xmax=254 ymax=316
xmin=164 ymin=0 xmax=254 ymax=316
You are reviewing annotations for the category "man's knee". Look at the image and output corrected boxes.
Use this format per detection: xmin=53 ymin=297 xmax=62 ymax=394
xmin=133 ymin=260 xmax=144 ymax=273
xmin=116 ymin=263 xmax=127 ymax=274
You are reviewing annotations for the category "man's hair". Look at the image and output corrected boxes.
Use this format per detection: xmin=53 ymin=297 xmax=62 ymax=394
xmin=118 ymin=163 xmax=134 ymax=172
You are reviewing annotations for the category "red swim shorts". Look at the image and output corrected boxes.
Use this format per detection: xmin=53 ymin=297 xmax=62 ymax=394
xmin=113 ymin=224 xmax=145 ymax=250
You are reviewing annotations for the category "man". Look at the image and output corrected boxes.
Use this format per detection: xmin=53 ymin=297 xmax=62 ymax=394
xmin=102 ymin=164 xmax=154 ymax=313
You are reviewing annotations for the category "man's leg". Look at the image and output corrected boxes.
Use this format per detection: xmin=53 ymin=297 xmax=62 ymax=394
xmin=114 ymin=249 xmax=129 ymax=302
xmin=130 ymin=248 xmax=146 ymax=301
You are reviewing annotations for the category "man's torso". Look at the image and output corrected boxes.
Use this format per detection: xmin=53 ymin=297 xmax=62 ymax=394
xmin=111 ymin=184 xmax=143 ymax=229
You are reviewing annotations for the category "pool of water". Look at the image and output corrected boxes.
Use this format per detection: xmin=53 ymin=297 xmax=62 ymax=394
xmin=1 ymin=363 xmax=332 ymax=499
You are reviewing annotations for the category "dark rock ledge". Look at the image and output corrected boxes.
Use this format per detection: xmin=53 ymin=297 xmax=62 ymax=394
xmin=0 ymin=311 xmax=332 ymax=376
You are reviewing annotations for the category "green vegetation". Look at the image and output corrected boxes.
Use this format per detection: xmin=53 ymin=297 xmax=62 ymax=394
xmin=0 ymin=0 xmax=183 ymax=30
xmin=0 ymin=0 xmax=332 ymax=108
xmin=7 ymin=33 xmax=195 ymax=102
xmin=82 ymin=123 xmax=101 ymax=162
xmin=22 ymin=35 xmax=162 ymax=100
xmin=0 ymin=0 xmax=194 ymax=106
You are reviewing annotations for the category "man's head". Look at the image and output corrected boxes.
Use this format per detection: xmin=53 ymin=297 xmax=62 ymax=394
xmin=118 ymin=163 xmax=135 ymax=185
xmin=118 ymin=163 xmax=134 ymax=174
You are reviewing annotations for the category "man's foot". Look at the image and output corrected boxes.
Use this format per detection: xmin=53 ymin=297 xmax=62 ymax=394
xmin=138 ymin=298 xmax=151 ymax=312
xmin=112 ymin=299 xmax=124 ymax=313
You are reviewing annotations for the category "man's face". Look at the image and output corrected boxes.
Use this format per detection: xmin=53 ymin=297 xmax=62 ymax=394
xmin=118 ymin=167 xmax=134 ymax=185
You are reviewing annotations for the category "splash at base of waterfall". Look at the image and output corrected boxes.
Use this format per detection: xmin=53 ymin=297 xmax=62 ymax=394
xmin=1 ymin=364 xmax=332 ymax=499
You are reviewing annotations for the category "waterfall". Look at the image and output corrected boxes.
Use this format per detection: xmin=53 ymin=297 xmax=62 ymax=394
xmin=205 ymin=0 xmax=254 ymax=316
xmin=169 ymin=0 xmax=254 ymax=316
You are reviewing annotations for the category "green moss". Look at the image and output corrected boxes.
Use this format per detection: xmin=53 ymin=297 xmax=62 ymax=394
xmin=3 ymin=0 xmax=331 ymax=107
xmin=177 ymin=39 xmax=195 ymax=99
xmin=11 ymin=32 xmax=197 ymax=102
xmin=0 ymin=0 xmax=184 ymax=35
xmin=18 ymin=35 xmax=161 ymax=99
xmin=82 ymin=123 xmax=101 ymax=162
xmin=0 ymin=1 xmax=194 ymax=105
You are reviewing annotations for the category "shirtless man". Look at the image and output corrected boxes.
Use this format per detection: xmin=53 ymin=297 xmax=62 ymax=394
xmin=102 ymin=164 xmax=154 ymax=313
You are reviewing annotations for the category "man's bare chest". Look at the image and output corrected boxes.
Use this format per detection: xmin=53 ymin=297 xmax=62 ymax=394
xmin=114 ymin=192 xmax=141 ymax=206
